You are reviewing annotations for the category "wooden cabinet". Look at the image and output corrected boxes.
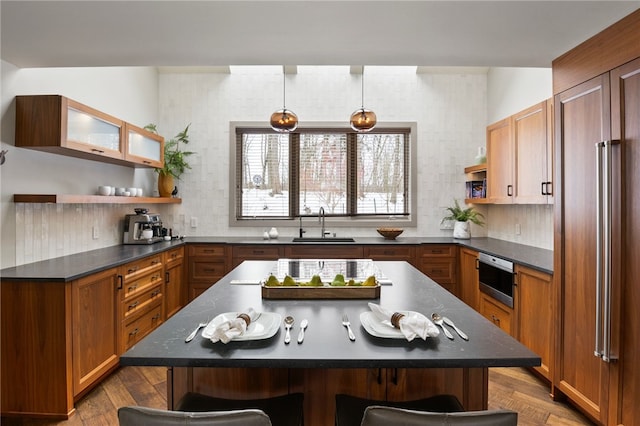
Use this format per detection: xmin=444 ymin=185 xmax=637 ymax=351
xmin=124 ymin=122 xmax=164 ymax=168
xmin=479 ymin=293 xmax=513 ymax=336
xmin=514 ymin=265 xmax=552 ymax=381
xmin=119 ymin=254 xmax=164 ymax=351
xmin=416 ymin=245 xmax=458 ymax=296
xmin=188 ymin=244 xmax=229 ymax=300
xmin=552 ymin=12 xmax=640 ymax=423
xmin=513 ymin=100 xmax=553 ymax=204
xmin=233 ymin=245 xmax=284 ymax=267
xmin=458 ymin=248 xmax=480 ymax=310
xmin=164 ymin=247 xmax=185 ymax=319
xmin=485 ymin=100 xmax=553 ymax=205
xmin=15 ymin=95 xmax=163 ymax=168
xmin=72 ymin=268 xmax=121 ymax=397
xmin=282 ymin=245 xmax=362 ymax=260
xmin=363 ymin=245 xmax=416 ymax=266
xmin=486 ymin=117 xmax=514 ymax=203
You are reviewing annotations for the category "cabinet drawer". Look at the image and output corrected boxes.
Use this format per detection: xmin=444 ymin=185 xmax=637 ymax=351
xmin=164 ymin=246 xmax=184 ymax=264
xmin=122 ymin=254 xmax=163 ymax=280
xmin=121 ymin=284 xmax=162 ymax=321
xmin=123 ymin=303 xmax=163 ymax=350
xmin=122 ymin=269 xmax=163 ymax=299
xmin=189 ymin=259 xmax=227 ymax=281
xmin=419 ymin=260 xmax=456 ymax=283
xmin=283 ymin=245 xmax=363 ymax=259
xmin=363 ymin=246 xmax=415 ymax=260
xmin=188 ymin=244 xmax=227 ymax=258
xmin=419 ymin=245 xmax=456 ymax=258
xmin=480 ymin=294 xmax=513 ymax=336
xmin=233 ymin=245 xmax=282 ymax=259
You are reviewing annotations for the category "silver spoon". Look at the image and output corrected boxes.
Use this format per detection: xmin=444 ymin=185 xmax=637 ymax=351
xmin=431 ymin=313 xmax=454 ymax=340
xmin=284 ymin=316 xmax=294 ymax=344
xmin=297 ymin=319 xmax=308 ymax=343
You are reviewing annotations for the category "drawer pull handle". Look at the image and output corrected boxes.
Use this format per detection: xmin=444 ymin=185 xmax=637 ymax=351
xmin=203 ymin=268 xmax=217 ymax=273
xmin=129 ymin=328 xmax=139 ymax=336
xmin=91 ymin=148 xmax=105 ymax=154
xmin=151 ymin=275 xmax=160 ymax=281
xmin=253 ymin=250 xmax=264 ymax=255
xmin=384 ymin=250 xmax=394 ymax=255
xmin=128 ymin=284 xmax=137 ymax=292
xmin=128 ymin=267 xmax=138 ymax=274
xmin=203 ymin=249 xmax=216 ymax=253
xmin=152 ymin=314 xmax=161 ymax=322
xmin=117 ymin=275 xmax=123 ymax=290
xmin=128 ymin=301 xmax=139 ymax=310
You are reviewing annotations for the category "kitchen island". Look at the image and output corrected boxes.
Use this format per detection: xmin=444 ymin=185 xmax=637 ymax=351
xmin=121 ymin=260 xmax=539 ymax=425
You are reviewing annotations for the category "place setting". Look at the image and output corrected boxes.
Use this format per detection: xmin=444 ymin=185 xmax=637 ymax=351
xmin=189 ymin=307 xmax=282 ymax=344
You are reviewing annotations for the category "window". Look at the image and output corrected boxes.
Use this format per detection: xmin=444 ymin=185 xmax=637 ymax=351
xmin=233 ymin=124 xmax=414 ymax=224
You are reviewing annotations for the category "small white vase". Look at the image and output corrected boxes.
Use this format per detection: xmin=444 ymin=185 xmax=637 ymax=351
xmin=268 ymin=227 xmax=279 ymax=239
xmin=453 ymin=221 xmax=471 ymax=239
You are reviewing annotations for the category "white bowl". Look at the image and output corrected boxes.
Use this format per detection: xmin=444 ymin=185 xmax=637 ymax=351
xmin=127 ymin=187 xmax=138 ymax=197
xmin=115 ymin=187 xmax=126 ymax=196
xmin=97 ymin=185 xmax=111 ymax=196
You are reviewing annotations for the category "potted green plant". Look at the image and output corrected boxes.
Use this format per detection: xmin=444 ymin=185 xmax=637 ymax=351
xmin=441 ymin=199 xmax=485 ymax=239
xmin=145 ymin=124 xmax=194 ymax=197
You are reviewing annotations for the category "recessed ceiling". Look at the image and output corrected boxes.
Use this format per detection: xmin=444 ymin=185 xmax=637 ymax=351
xmin=1 ymin=1 xmax=639 ymax=69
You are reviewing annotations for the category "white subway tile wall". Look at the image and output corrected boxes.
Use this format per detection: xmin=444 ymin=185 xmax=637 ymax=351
xmin=10 ymin=68 xmax=552 ymax=266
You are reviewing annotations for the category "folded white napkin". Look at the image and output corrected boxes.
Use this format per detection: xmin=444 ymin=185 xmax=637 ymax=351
xmin=368 ymin=303 xmax=439 ymax=341
xmin=210 ymin=307 xmax=259 ymax=344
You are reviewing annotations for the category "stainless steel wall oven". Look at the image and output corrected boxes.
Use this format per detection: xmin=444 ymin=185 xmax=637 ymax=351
xmin=478 ymin=252 xmax=515 ymax=308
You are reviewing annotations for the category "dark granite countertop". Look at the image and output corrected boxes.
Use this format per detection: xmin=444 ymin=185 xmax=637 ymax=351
xmin=0 ymin=237 xmax=552 ymax=281
xmin=120 ymin=260 xmax=541 ymax=369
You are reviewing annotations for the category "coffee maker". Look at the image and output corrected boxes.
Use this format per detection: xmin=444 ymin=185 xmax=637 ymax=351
xmin=123 ymin=211 xmax=164 ymax=244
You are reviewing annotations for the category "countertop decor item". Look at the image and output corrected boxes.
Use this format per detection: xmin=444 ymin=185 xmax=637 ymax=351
xmin=270 ymin=70 xmax=298 ymax=132
xmin=350 ymin=67 xmax=377 ymax=132
xmin=146 ymin=123 xmax=195 ymax=197
xmin=377 ymin=227 xmax=403 ymax=240
xmin=441 ymin=199 xmax=485 ymax=239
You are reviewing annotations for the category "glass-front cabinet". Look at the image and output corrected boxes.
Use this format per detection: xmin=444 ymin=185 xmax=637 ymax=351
xmin=124 ymin=123 xmax=163 ymax=168
xmin=65 ymin=98 xmax=123 ymax=161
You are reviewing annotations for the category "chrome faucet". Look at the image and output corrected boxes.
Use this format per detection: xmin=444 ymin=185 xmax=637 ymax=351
xmin=318 ymin=207 xmax=329 ymax=238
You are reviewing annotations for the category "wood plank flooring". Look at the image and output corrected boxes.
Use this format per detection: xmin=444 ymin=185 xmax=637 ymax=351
xmin=1 ymin=367 xmax=594 ymax=425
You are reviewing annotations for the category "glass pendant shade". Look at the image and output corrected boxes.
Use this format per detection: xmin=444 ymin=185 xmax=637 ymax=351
xmin=270 ymin=109 xmax=299 ymax=132
xmin=350 ymin=108 xmax=377 ymax=132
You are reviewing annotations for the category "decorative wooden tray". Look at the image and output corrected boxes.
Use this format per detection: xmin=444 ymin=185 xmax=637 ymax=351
xmin=261 ymin=284 xmax=380 ymax=300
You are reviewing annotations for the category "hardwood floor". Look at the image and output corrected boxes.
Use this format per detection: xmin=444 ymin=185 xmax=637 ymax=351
xmin=1 ymin=366 xmax=594 ymax=425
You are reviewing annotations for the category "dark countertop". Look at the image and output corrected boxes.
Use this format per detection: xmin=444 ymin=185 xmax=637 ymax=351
xmin=0 ymin=237 xmax=553 ymax=281
xmin=120 ymin=260 xmax=541 ymax=369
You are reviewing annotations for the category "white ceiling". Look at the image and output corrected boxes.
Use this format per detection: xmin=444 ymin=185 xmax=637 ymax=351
xmin=1 ymin=1 xmax=639 ymax=69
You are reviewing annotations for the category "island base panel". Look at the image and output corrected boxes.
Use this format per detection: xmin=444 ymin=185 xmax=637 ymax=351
xmin=168 ymin=366 xmax=488 ymax=426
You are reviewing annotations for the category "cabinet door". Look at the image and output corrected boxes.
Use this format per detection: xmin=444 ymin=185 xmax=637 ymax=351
xmin=479 ymin=293 xmax=513 ymax=336
xmin=513 ymin=101 xmax=551 ymax=204
xmin=611 ymin=57 xmax=640 ymax=426
xmin=554 ymin=74 xmax=611 ymax=423
xmin=458 ymin=248 xmax=479 ymax=310
xmin=72 ymin=268 xmax=120 ymax=396
xmin=165 ymin=260 xmax=184 ymax=319
xmin=487 ymin=117 xmax=514 ymax=203
xmin=124 ymin=122 xmax=164 ymax=168
xmin=515 ymin=265 xmax=553 ymax=381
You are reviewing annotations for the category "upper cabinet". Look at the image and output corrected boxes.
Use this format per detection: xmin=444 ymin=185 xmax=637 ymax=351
xmin=124 ymin=123 xmax=163 ymax=168
xmin=484 ymin=99 xmax=553 ymax=205
xmin=15 ymin=95 xmax=163 ymax=168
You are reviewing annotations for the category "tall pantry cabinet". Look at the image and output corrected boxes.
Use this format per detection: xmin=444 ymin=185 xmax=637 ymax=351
xmin=552 ymin=10 xmax=640 ymax=426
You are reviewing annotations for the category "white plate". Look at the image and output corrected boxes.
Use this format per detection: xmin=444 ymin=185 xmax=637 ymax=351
xmin=360 ymin=310 xmax=428 ymax=339
xmin=202 ymin=312 xmax=282 ymax=341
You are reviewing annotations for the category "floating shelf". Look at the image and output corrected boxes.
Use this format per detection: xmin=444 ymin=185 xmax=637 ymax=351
xmin=464 ymin=163 xmax=487 ymax=174
xmin=13 ymin=194 xmax=181 ymax=204
xmin=464 ymin=197 xmax=490 ymax=204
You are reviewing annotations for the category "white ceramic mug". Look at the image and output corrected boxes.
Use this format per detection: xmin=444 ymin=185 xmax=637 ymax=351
xmin=136 ymin=188 xmax=143 ymax=197
xmin=98 ymin=185 xmax=111 ymax=196
xmin=115 ymin=187 xmax=125 ymax=196
xmin=127 ymin=187 xmax=137 ymax=197
xmin=141 ymin=229 xmax=153 ymax=239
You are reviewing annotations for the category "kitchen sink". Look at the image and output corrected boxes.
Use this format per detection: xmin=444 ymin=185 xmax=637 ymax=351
xmin=291 ymin=237 xmax=356 ymax=243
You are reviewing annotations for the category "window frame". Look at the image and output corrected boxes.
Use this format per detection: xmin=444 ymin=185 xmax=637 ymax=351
xmin=229 ymin=121 xmax=417 ymax=228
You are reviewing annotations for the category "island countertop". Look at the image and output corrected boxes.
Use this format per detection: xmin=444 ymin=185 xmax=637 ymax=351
xmin=120 ymin=260 xmax=540 ymax=369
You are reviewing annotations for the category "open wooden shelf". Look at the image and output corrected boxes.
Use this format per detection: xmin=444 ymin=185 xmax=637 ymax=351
xmin=13 ymin=194 xmax=181 ymax=204
xmin=464 ymin=197 xmax=490 ymax=204
xmin=464 ymin=163 xmax=487 ymax=174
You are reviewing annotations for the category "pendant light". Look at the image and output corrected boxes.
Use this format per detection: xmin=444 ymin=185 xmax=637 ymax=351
xmin=270 ymin=72 xmax=298 ymax=133
xmin=350 ymin=69 xmax=377 ymax=132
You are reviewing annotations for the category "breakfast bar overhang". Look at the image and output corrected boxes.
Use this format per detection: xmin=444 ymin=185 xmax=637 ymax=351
xmin=120 ymin=260 xmax=540 ymax=426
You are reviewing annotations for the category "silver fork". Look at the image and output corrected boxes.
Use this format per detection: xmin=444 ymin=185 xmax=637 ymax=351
xmin=342 ymin=314 xmax=356 ymax=341
xmin=185 ymin=321 xmax=208 ymax=342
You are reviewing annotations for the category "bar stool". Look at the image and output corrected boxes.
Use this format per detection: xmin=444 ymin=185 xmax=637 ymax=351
xmin=118 ymin=406 xmax=272 ymax=425
xmin=176 ymin=392 xmax=304 ymax=426
xmin=360 ymin=405 xmax=518 ymax=426
xmin=335 ymin=393 xmax=465 ymax=426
